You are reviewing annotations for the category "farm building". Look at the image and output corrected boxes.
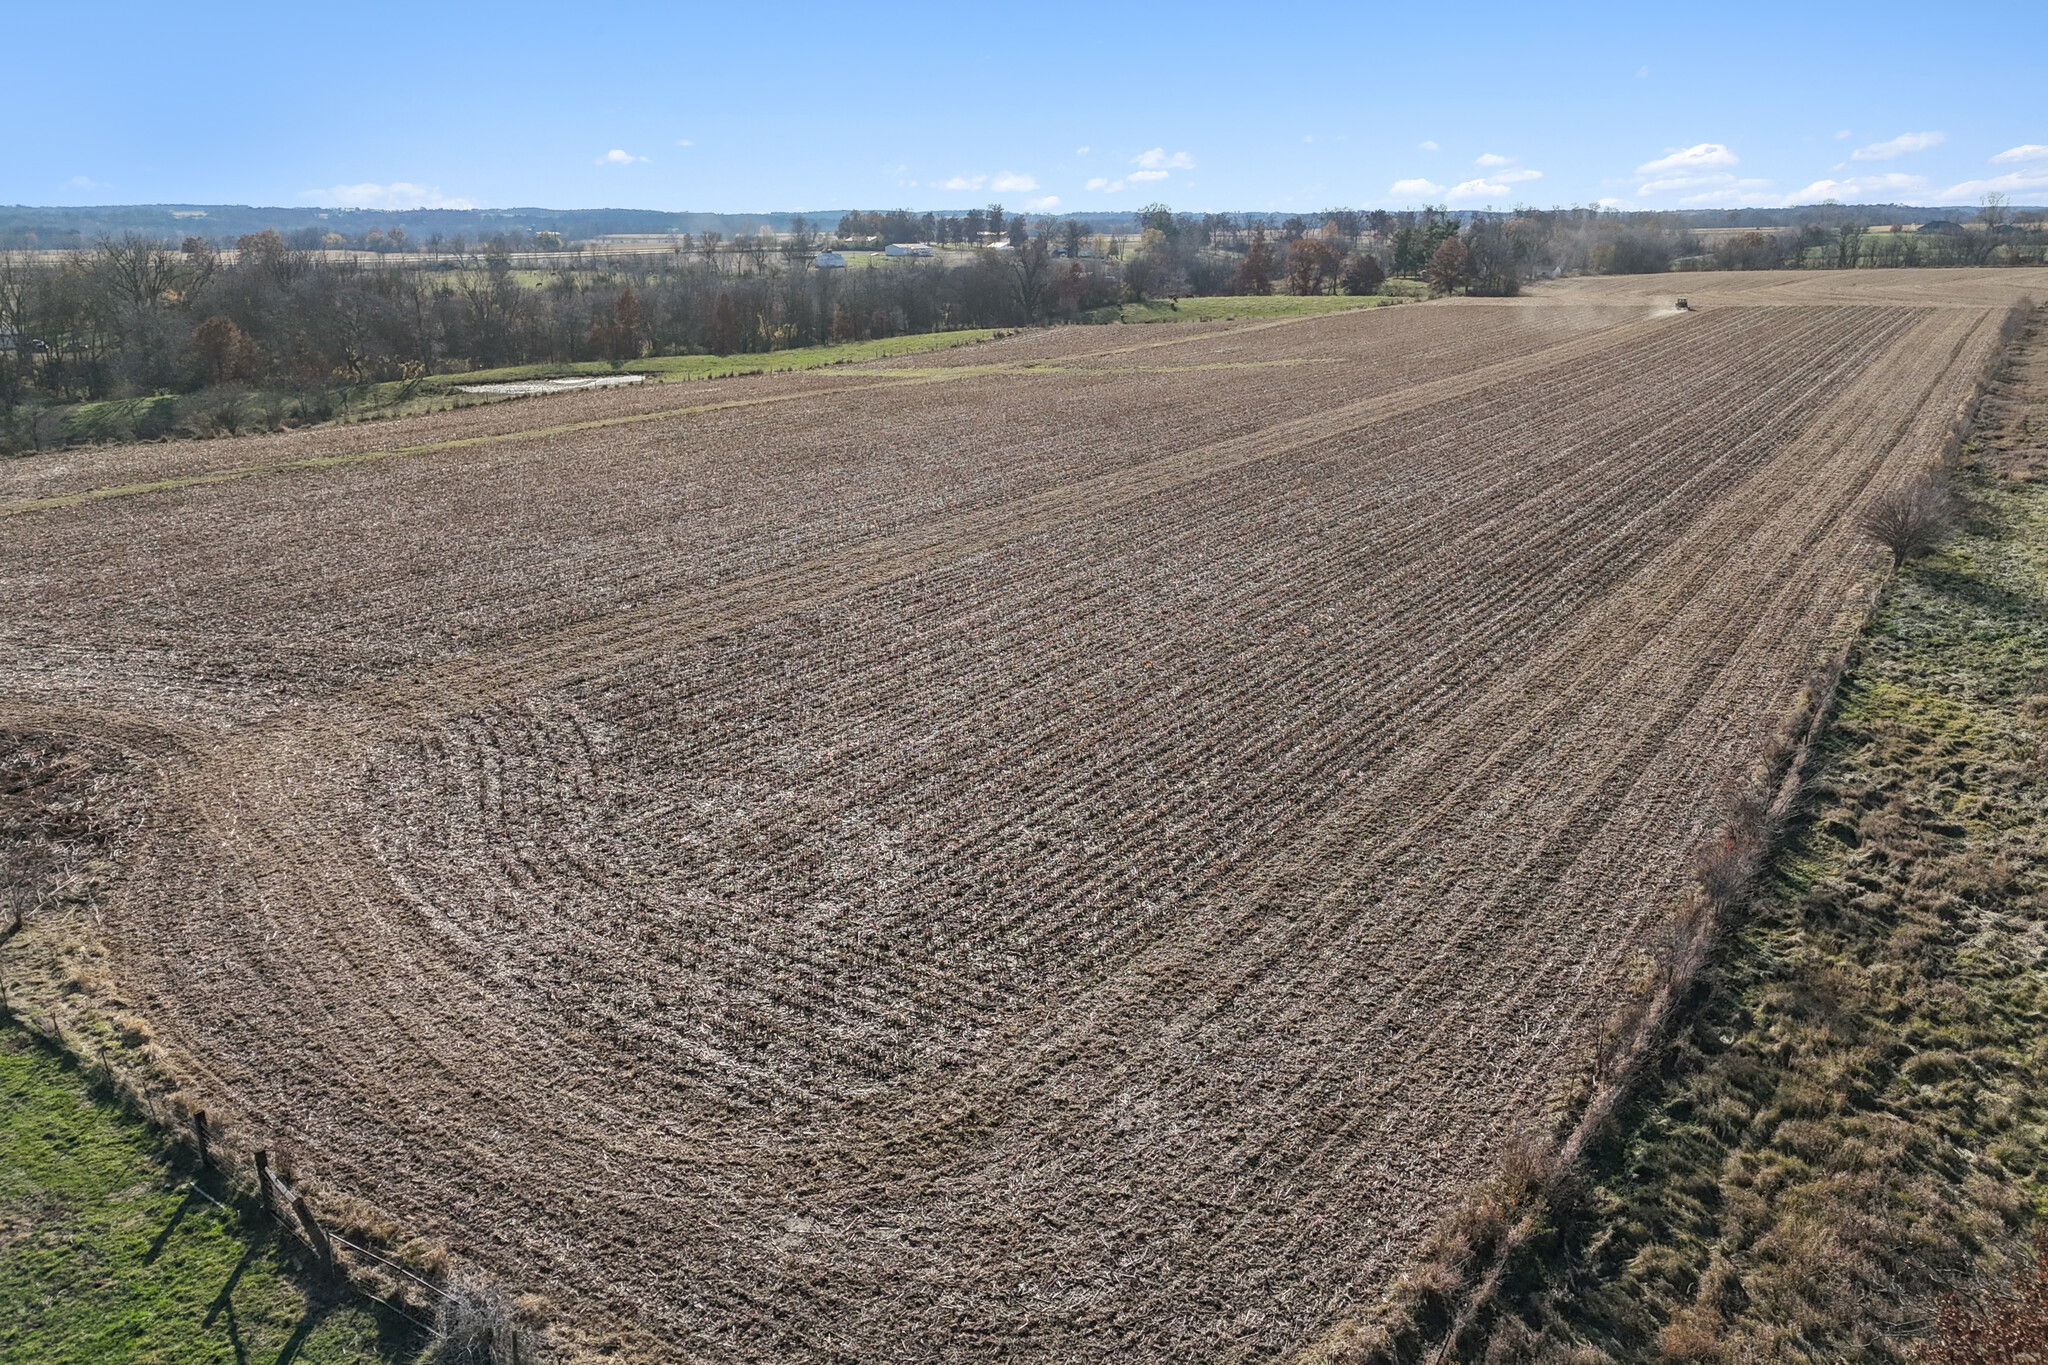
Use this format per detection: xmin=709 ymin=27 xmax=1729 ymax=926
xmin=812 ymin=250 xmax=846 ymax=268
xmin=883 ymin=242 xmax=934 ymax=257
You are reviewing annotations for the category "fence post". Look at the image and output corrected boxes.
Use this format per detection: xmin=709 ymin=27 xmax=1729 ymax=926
xmin=192 ymin=1110 xmax=214 ymax=1170
xmin=254 ymin=1150 xmax=275 ymax=1213
xmin=292 ymin=1195 xmax=336 ymax=1273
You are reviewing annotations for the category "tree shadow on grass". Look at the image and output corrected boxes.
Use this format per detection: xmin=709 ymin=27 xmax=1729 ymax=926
xmin=1900 ymin=560 xmax=2048 ymax=697
xmin=1915 ymin=560 xmax=2048 ymax=624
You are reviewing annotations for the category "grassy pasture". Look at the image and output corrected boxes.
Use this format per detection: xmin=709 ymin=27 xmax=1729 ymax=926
xmin=44 ymin=332 xmax=1016 ymax=444
xmin=420 ymin=327 xmax=1010 ymax=392
xmin=0 ymin=1026 xmax=420 ymax=1365
xmin=1087 ymin=289 xmax=1420 ymax=325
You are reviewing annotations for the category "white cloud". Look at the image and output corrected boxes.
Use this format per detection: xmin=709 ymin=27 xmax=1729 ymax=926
xmin=942 ymin=174 xmax=986 ymax=191
xmin=1942 ymin=169 xmax=2048 ymax=200
xmin=1850 ymin=131 xmax=1945 ymax=162
xmin=990 ymin=171 xmax=1038 ymax=192
xmin=1448 ymin=179 xmax=1508 ymax=199
xmin=1596 ymin=197 xmax=1627 ymax=209
xmin=1494 ymin=168 xmax=1542 ymax=183
xmin=1677 ymin=180 xmax=1777 ymax=206
xmin=1024 ymin=195 xmax=1061 ymax=212
xmin=1639 ymin=172 xmax=1735 ymax=195
xmin=1075 ymin=146 xmax=1090 ymax=155
xmin=1127 ymin=169 xmax=1169 ymax=182
xmin=1418 ymin=140 xmax=1439 ymax=151
xmin=1446 ymin=177 xmax=1533 ymax=201
xmin=299 ymin=182 xmax=475 ymax=210
xmin=1789 ymin=172 xmax=1928 ymax=202
xmin=1991 ymin=145 xmax=2048 ymax=164
xmin=1085 ymin=176 xmax=1126 ymax=193
xmin=596 ymin=148 xmax=647 ymax=165
xmin=1636 ymin=143 xmax=1738 ymax=174
xmin=1131 ymin=148 xmax=1196 ymax=170
xmin=65 ymin=175 xmax=110 ymax=191
xmin=675 ymin=138 xmax=695 ymax=147
xmin=1475 ymin=152 xmax=1512 ymax=167
xmin=1390 ymin=177 xmax=1444 ymax=198
xmin=1636 ymin=65 xmax=1649 ymax=78
xmin=1834 ymin=129 xmax=1853 ymax=140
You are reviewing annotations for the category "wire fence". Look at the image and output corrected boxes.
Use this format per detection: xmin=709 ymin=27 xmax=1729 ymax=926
xmin=0 ymin=993 xmax=525 ymax=1352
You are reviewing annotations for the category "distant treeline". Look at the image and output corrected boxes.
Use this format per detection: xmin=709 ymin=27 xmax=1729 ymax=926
xmin=1109 ymin=201 xmax=2043 ymax=304
xmin=7 ymin=199 xmax=2040 ymax=253
xmin=0 ymin=206 xmax=796 ymax=251
xmin=0 ymin=204 xmax=1142 ymax=253
xmin=3 ymin=200 xmax=2043 ymax=453
xmin=0 ymin=227 xmax=1126 ymax=448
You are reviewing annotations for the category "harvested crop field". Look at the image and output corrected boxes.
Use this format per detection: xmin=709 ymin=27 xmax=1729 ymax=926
xmin=2 ymin=269 xmax=2038 ymax=1363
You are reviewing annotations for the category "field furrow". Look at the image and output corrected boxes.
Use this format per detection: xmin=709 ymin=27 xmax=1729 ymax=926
xmin=2 ymin=270 xmax=2034 ymax=1363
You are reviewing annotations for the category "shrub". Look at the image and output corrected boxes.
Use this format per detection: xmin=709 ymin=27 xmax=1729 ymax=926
xmin=429 ymin=1274 xmax=538 ymax=1364
xmin=1341 ymin=253 xmax=1386 ymax=296
xmin=1859 ymin=478 xmax=1954 ymax=567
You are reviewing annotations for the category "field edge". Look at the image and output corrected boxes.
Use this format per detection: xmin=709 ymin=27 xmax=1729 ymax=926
xmin=1288 ymin=300 xmax=2047 ymax=1365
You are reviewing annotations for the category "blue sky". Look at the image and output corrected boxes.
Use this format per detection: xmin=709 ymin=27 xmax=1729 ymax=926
xmin=13 ymin=2 xmax=2045 ymax=214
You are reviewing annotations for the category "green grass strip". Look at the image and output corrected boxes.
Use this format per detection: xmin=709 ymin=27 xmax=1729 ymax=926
xmin=412 ymin=328 xmax=1010 ymax=392
xmin=0 ymin=1026 xmax=420 ymax=1364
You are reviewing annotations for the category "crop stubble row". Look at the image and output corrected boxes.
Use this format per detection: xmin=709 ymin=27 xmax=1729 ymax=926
xmin=0 ymin=307 xmax=1637 ymax=722
xmin=0 ymin=275 xmax=2029 ymax=1363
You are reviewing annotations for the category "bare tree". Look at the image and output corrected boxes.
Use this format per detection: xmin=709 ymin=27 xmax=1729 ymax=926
xmin=1284 ymin=239 xmax=1340 ymax=295
xmin=1005 ymin=233 xmax=1054 ymax=318
xmin=1424 ymin=236 xmax=1470 ymax=296
xmin=91 ymin=233 xmax=192 ymax=311
xmin=1859 ymin=478 xmax=1953 ymax=567
xmin=1233 ymin=227 xmax=1275 ymax=295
